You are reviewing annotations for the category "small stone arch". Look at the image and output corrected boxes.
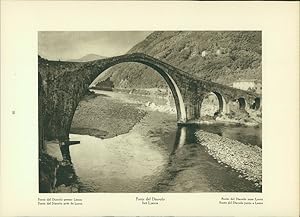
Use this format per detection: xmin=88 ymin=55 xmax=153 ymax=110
xmin=237 ymin=97 xmax=247 ymax=110
xmin=212 ymin=91 xmax=227 ymax=114
xmin=200 ymin=91 xmax=227 ymax=117
xmin=250 ymin=97 xmax=261 ymax=110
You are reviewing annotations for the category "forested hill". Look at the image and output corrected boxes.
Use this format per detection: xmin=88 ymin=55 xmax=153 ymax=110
xmin=99 ymin=31 xmax=262 ymax=88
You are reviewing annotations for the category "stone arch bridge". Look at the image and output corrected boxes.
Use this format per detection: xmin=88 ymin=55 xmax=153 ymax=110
xmin=38 ymin=53 xmax=261 ymax=149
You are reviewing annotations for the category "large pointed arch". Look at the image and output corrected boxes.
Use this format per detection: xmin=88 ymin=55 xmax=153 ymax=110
xmin=67 ymin=54 xmax=188 ymax=136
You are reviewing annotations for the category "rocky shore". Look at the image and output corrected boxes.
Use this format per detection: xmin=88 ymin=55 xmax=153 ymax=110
xmin=195 ymin=130 xmax=262 ymax=186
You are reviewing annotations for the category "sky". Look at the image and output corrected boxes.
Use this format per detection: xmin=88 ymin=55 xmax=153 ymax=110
xmin=38 ymin=31 xmax=152 ymax=61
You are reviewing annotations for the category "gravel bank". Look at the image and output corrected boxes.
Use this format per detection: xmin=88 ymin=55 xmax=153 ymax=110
xmin=71 ymin=90 xmax=176 ymax=139
xmin=195 ymin=130 xmax=262 ymax=186
xmin=70 ymin=92 xmax=146 ymax=138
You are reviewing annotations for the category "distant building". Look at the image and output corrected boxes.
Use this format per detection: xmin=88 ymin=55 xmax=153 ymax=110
xmin=201 ymin=50 xmax=207 ymax=57
xmin=255 ymin=82 xmax=262 ymax=94
xmin=232 ymin=79 xmax=262 ymax=93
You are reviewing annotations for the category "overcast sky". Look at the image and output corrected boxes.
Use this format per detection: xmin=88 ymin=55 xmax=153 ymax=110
xmin=38 ymin=31 xmax=152 ymax=60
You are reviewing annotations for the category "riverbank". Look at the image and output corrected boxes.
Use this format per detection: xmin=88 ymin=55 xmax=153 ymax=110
xmin=70 ymin=92 xmax=146 ymax=139
xmin=116 ymin=88 xmax=262 ymax=126
xmin=195 ymin=130 xmax=262 ymax=186
xmin=71 ymin=89 xmax=178 ymax=139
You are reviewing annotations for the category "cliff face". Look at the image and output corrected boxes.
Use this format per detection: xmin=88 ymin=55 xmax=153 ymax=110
xmin=102 ymin=31 xmax=261 ymax=88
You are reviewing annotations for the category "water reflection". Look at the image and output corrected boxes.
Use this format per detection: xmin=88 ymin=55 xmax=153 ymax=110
xmin=199 ymin=123 xmax=262 ymax=147
xmin=55 ymin=122 xmax=261 ymax=192
xmin=173 ymin=122 xmax=261 ymax=151
xmin=173 ymin=126 xmax=186 ymax=150
xmin=155 ymin=123 xmax=262 ymax=192
xmin=172 ymin=124 xmax=199 ymax=152
xmin=55 ymin=161 xmax=78 ymax=187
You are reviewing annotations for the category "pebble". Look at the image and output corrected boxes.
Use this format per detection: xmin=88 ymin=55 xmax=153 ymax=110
xmin=195 ymin=130 xmax=262 ymax=186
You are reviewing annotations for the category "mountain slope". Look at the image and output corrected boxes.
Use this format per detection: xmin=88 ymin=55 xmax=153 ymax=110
xmin=100 ymin=31 xmax=261 ymax=89
xmin=69 ymin=54 xmax=106 ymax=62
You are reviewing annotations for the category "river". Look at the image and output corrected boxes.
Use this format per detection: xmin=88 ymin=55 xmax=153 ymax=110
xmin=61 ymin=90 xmax=261 ymax=192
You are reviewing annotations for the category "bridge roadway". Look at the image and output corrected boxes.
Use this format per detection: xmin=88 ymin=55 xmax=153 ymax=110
xmin=38 ymin=53 xmax=261 ymax=152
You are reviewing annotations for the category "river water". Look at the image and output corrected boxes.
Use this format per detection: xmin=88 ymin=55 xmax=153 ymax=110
xmin=65 ymin=90 xmax=261 ymax=192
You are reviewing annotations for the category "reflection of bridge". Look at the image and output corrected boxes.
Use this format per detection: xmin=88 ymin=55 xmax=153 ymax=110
xmin=38 ymin=53 xmax=261 ymax=148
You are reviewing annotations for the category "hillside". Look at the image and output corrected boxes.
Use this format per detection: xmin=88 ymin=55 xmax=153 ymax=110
xmin=68 ymin=53 xmax=106 ymax=62
xmin=98 ymin=31 xmax=261 ymax=89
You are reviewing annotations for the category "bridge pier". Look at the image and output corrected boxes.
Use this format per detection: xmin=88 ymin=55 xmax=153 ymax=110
xmin=224 ymin=103 xmax=230 ymax=114
xmin=185 ymin=103 xmax=200 ymax=121
xmin=59 ymin=141 xmax=71 ymax=162
xmin=59 ymin=140 xmax=80 ymax=162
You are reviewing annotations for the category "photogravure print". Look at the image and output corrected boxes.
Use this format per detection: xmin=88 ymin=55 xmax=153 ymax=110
xmin=38 ymin=31 xmax=262 ymax=193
